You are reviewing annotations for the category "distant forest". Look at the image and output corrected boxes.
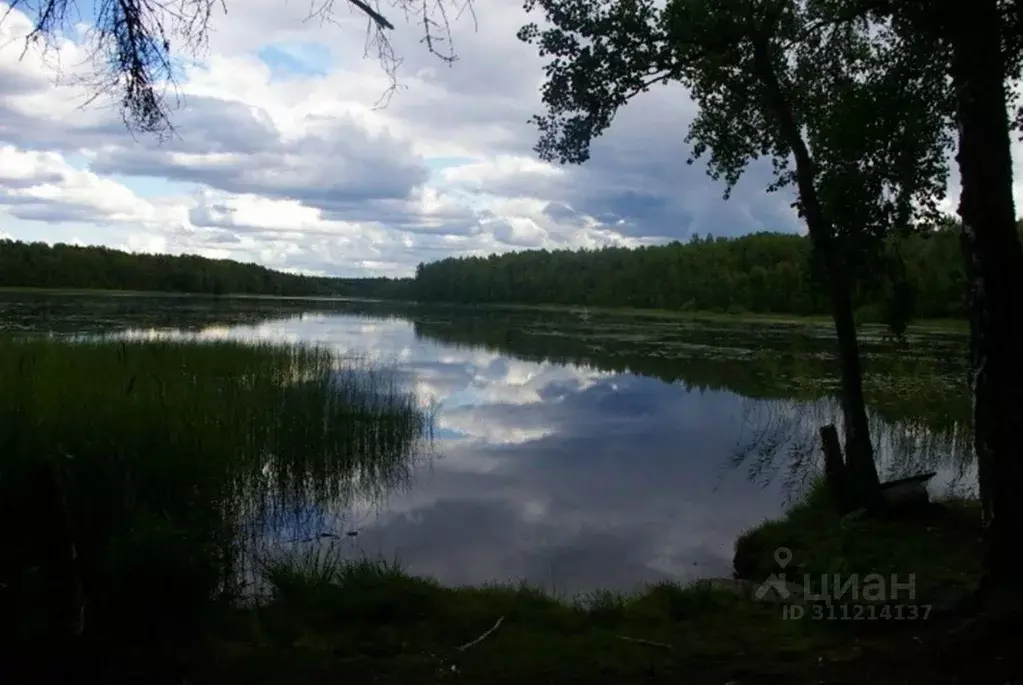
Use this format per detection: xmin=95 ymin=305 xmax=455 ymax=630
xmin=0 ymin=239 xmax=409 ymax=300
xmin=415 ymin=223 xmax=979 ymax=321
xmin=1 ymin=221 xmax=1010 ymax=321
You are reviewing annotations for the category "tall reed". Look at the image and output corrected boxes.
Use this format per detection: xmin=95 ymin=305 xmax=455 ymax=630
xmin=0 ymin=337 xmax=430 ymax=648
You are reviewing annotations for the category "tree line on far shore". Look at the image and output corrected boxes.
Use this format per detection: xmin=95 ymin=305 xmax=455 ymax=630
xmin=413 ymin=219 xmax=1003 ymax=323
xmin=0 ymin=239 xmax=407 ymax=300
xmin=6 ymin=220 xmax=1014 ymax=325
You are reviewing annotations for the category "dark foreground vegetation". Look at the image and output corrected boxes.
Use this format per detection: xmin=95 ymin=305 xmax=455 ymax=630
xmin=205 ymin=482 xmax=1012 ymax=685
xmin=0 ymin=337 xmax=429 ymax=683
xmin=6 ymin=452 xmax=1012 ymax=684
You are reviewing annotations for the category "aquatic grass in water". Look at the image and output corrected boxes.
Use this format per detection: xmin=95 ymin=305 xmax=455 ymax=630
xmin=0 ymin=336 xmax=430 ymax=647
xmin=729 ymin=396 xmax=975 ymax=504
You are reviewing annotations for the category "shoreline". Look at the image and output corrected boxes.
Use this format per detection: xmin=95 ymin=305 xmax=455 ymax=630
xmin=195 ymin=488 xmax=993 ymax=684
xmin=0 ymin=286 xmax=967 ymax=332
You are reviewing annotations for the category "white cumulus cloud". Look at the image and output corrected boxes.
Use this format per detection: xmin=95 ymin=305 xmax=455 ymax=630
xmin=5 ymin=0 xmax=1011 ymax=277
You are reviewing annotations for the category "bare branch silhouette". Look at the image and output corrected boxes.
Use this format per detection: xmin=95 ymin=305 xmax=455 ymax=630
xmin=4 ymin=0 xmax=475 ymax=135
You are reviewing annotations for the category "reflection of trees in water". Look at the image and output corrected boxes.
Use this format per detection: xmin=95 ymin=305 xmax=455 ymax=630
xmin=412 ymin=317 xmax=970 ymax=437
xmin=414 ymin=314 xmax=975 ymax=504
xmin=731 ymin=397 xmax=975 ymax=503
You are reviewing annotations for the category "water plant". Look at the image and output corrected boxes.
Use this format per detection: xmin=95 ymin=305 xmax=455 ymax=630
xmin=0 ymin=337 xmax=430 ymax=657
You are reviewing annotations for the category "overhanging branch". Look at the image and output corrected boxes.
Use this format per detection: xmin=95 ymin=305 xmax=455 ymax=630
xmin=3 ymin=0 xmax=475 ymax=133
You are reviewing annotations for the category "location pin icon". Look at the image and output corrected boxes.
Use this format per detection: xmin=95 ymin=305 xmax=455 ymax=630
xmin=774 ymin=547 xmax=792 ymax=569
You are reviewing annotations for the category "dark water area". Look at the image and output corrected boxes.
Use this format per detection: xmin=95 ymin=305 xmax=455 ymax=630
xmin=0 ymin=291 xmax=975 ymax=596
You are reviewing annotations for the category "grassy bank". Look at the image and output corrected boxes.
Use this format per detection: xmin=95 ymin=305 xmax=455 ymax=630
xmin=52 ymin=481 xmax=994 ymax=684
xmin=4 ymin=451 xmax=1008 ymax=684
xmin=211 ymin=551 xmax=819 ymax=685
xmin=200 ymin=481 xmax=999 ymax=685
xmin=733 ymin=480 xmax=984 ymax=600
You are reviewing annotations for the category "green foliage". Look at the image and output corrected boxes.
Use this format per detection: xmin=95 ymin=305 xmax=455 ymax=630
xmin=414 ymin=226 xmax=969 ymax=319
xmin=0 ymin=238 xmax=413 ymax=298
xmin=519 ymin=0 xmax=953 ymax=228
xmin=518 ymin=0 xmax=674 ymax=165
xmin=0 ymin=338 xmax=429 ymax=653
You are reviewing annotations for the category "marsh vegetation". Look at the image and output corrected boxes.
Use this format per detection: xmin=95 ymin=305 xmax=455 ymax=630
xmin=0 ymin=336 xmax=430 ymax=677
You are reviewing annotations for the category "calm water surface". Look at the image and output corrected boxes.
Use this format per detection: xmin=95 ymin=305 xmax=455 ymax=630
xmin=0 ymin=292 xmax=976 ymax=595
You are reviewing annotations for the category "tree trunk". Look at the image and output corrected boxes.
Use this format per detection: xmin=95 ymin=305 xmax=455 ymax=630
xmin=824 ymin=259 xmax=881 ymax=505
xmin=821 ymin=424 xmax=851 ymax=513
xmin=948 ymin=0 xmax=1023 ymax=588
xmin=752 ymin=36 xmax=882 ymax=508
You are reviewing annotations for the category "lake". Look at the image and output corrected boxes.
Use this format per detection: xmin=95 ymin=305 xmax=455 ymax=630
xmin=0 ymin=291 xmax=976 ymax=596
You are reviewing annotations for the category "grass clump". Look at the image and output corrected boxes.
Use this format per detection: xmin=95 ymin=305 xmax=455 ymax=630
xmin=0 ymin=337 xmax=429 ymax=676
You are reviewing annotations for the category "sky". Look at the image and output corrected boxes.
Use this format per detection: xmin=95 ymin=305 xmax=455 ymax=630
xmin=0 ymin=1 xmax=1021 ymax=278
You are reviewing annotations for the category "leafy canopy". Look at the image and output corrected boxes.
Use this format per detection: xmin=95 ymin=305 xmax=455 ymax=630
xmin=518 ymin=0 xmax=954 ymax=263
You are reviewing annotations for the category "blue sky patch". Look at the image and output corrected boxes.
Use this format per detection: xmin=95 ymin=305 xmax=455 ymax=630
xmin=104 ymin=174 xmax=197 ymax=198
xmin=257 ymin=42 xmax=333 ymax=79
xmin=67 ymin=155 xmax=195 ymax=197
xmin=433 ymin=426 xmax=469 ymax=441
xmin=425 ymin=156 xmax=476 ymax=172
